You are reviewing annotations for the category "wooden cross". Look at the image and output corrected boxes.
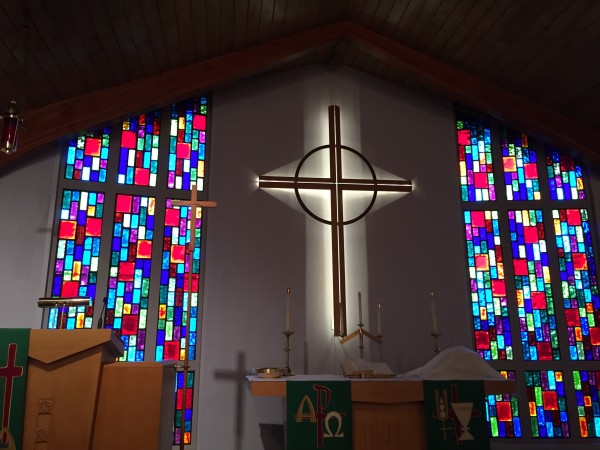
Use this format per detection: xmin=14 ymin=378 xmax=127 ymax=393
xmin=259 ymin=105 xmax=412 ymax=336
xmin=171 ymin=182 xmax=216 ymax=450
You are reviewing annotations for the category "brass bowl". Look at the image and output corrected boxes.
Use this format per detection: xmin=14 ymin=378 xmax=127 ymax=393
xmin=255 ymin=367 xmax=285 ymax=378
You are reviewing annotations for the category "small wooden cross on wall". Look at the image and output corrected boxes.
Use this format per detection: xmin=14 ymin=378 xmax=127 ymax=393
xmin=171 ymin=182 xmax=216 ymax=450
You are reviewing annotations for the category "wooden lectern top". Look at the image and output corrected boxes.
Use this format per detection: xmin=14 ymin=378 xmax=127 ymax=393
xmin=28 ymin=329 xmax=124 ymax=363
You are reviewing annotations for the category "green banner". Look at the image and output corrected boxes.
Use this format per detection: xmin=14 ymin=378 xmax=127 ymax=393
xmin=286 ymin=380 xmax=352 ymax=450
xmin=0 ymin=329 xmax=30 ymax=450
xmin=423 ymin=380 xmax=489 ymax=450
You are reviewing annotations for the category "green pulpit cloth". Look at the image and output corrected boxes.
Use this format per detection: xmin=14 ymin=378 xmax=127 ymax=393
xmin=423 ymin=380 xmax=489 ymax=450
xmin=286 ymin=380 xmax=352 ymax=450
xmin=0 ymin=329 xmax=29 ymax=450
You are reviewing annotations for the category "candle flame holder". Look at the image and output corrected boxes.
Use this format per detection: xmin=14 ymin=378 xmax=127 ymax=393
xmin=430 ymin=332 xmax=441 ymax=354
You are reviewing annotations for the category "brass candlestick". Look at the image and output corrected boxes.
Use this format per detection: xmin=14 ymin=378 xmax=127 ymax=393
xmin=340 ymin=322 xmax=381 ymax=359
xmin=283 ymin=330 xmax=294 ymax=376
xmin=430 ymin=332 xmax=441 ymax=354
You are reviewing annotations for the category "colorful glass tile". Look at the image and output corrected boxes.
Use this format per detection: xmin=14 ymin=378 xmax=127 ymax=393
xmin=501 ymin=129 xmax=540 ymax=201
xmin=49 ymin=190 xmax=104 ymax=329
xmin=456 ymin=115 xmax=495 ymax=202
xmin=155 ymin=199 xmax=202 ymax=363
xmin=105 ymin=195 xmax=156 ymax=362
xmin=65 ymin=128 xmax=110 ymax=182
xmin=546 ymin=151 xmax=585 ymax=200
xmin=168 ymin=97 xmax=208 ymax=190
xmin=486 ymin=371 xmax=522 ymax=437
xmin=526 ymin=370 xmax=569 ymax=437
xmin=118 ymin=111 xmax=161 ymax=187
xmin=174 ymin=370 xmax=195 ymax=445
xmin=508 ymin=210 xmax=560 ymax=360
xmin=553 ymin=209 xmax=600 ymax=360
xmin=463 ymin=210 xmax=512 ymax=360
xmin=573 ymin=370 xmax=600 ymax=437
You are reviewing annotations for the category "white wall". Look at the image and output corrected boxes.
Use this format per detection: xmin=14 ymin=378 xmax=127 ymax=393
xmin=0 ymin=149 xmax=60 ymax=328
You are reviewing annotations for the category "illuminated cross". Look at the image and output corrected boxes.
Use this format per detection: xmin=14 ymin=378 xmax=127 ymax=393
xmin=259 ymin=105 xmax=412 ymax=336
xmin=172 ymin=182 xmax=217 ymax=450
xmin=0 ymin=343 xmax=24 ymax=444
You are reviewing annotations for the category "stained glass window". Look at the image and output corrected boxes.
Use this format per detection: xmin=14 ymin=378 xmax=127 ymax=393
xmin=508 ymin=209 xmax=560 ymax=361
xmin=486 ymin=370 xmax=522 ymax=437
xmin=65 ymin=128 xmax=110 ymax=182
xmin=553 ymin=209 xmax=600 ymax=361
xmin=49 ymin=190 xmax=104 ymax=329
xmin=105 ymin=195 xmax=156 ymax=362
xmin=156 ymin=200 xmax=201 ymax=362
xmin=118 ymin=111 xmax=161 ymax=186
xmin=168 ymin=97 xmax=207 ymax=190
xmin=463 ymin=210 xmax=512 ymax=360
xmin=547 ymin=151 xmax=585 ymax=200
xmin=456 ymin=115 xmax=495 ymax=202
xmin=174 ymin=371 xmax=195 ymax=445
xmin=501 ymin=129 xmax=540 ymax=201
xmin=526 ymin=370 xmax=569 ymax=437
xmin=456 ymin=110 xmax=600 ymax=443
xmin=573 ymin=370 xmax=600 ymax=437
xmin=49 ymin=96 xmax=211 ymax=446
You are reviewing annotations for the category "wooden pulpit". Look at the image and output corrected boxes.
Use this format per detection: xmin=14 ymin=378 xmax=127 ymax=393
xmin=22 ymin=329 xmax=123 ymax=450
xmin=92 ymin=362 xmax=176 ymax=450
xmin=18 ymin=330 xmax=177 ymax=450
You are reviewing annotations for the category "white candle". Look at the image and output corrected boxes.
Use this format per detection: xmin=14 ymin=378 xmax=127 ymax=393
xmin=429 ymin=290 xmax=438 ymax=333
xmin=285 ymin=288 xmax=291 ymax=332
xmin=358 ymin=291 xmax=363 ymax=324
xmin=377 ymin=303 xmax=382 ymax=336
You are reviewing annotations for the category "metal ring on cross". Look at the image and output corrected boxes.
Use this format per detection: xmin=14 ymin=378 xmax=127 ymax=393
xmin=294 ymin=145 xmax=378 ymax=226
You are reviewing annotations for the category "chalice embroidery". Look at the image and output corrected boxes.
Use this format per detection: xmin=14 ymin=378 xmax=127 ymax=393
xmin=433 ymin=385 xmax=480 ymax=443
xmin=452 ymin=402 xmax=475 ymax=441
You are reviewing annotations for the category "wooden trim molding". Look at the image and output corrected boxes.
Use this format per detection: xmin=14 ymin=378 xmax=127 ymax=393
xmin=341 ymin=21 xmax=600 ymax=164
xmin=2 ymin=20 xmax=600 ymax=173
xmin=0 ymin=22 xmax=347 ymax=172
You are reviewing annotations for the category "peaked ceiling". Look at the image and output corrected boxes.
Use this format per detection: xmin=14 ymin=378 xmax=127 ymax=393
xmin=1 ymin=0 xmax=600 ymax=173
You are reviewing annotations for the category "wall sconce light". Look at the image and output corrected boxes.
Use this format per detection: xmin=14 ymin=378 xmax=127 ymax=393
xmin=0 ymin=100 xmax=22 ymax=154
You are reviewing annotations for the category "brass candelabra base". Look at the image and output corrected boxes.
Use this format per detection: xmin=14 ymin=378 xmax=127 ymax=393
xmin=283 ymin=330 xmax=295 ymax=376
xmin=430 ymin=332 xmax=441 ymax=354
xmin=340 ymin=323 xmax=382 ymax=359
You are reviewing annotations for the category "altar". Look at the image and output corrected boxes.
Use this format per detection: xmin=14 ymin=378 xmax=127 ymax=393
xmin=247 ymin=374 xmax=515 ymax=450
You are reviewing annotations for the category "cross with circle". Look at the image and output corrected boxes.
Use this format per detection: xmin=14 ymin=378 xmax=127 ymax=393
xmin=259 ymin=105 xmax=412 ymax=336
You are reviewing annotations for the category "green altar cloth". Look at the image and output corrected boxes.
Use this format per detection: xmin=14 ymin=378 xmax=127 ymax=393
xmin=286 ymin=380 xmax=352 ymax=450
xmin=423 ymin=380 xmax=489 ymax=450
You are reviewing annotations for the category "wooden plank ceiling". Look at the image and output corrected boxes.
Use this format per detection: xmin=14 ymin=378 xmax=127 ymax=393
xmin=1 ymin=0 xmax=600 ymax=172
